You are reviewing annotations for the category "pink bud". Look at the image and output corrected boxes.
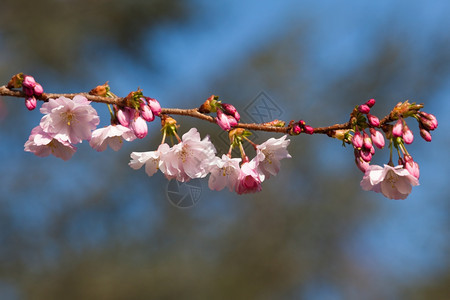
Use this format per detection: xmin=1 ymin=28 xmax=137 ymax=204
xmin=367 ymin=113 xmax=380 ymax=127
xmin=215 ymin=109 xmax=231 ymax=131
xmin=304 ymin=125 xmax=314 ymax=135
xmin=117 ymin=108 xmax=131 ymax=127
xmin=33 ymin=83 xmax=44 ymax=96
xmin=360 ymin=148 xmax=372 ymax=162
xmin=419 ymin=128 xmax=432 ymax=142
xmin=369 ymin=128 xmax=385 ymax=149
xmin=418 ymin=112 xmax=438 ymax=131
xmin=352 ymin=131 xmax=363 ymax=149
xmin=392 ymin=119 xmax=403 ymax=137
xmin=25 ymin=96 xmax=37 ymax=111
xmin=222 ymin=103 xmax=240 ymax=121
xmin=147 ymin=98 xmax=162 ymax=116
xmin=131 ymin=116 xmax=148 ymax=139
xmin=365 ymin=98 xmax=376 ymax=108
xmin=22 ymin=75 xmax=36 ymax=88
xmin=363 ymin=131 xmax=372 ymax=149
xmin=292 ymin=124 xmax=301 ymax=135
xmin=358 ymin=104 xmax=371 ymax=114
xmin=402 ymin=124 xmax=414 ymax=144
xmin=140 ymin=102 xmax=154 ymax=122
xmin=355 ymin=156 xmax=370 ymax=173
xmin=227 ymin=115 xmax=238 ymax=127
xmin=404 ymin=155 xmax=420 ymax=179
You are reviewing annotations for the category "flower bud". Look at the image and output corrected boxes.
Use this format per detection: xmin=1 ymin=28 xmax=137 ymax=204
xmin=365 ymin=98 xmax=376 ymax=108
xmin=216 ymin=109 xmax=231 ymax=131
xmin=33 ymin=83 xmax=44 ymax=96
xmin=117 ymin=108 xmax=131 ymax=127
xmin=392 ymin=119 xmax=403 ymax=137
xmin=360 ymin=148 xmax=372 ymax=162
xmin=290 ymin=124 xmax=301 ymax=135
xmin=363 ymin=131 xmax=372 ymax=149
xmin=227 ymin=115 xmax=238 ymax=127
xmin=404 ymin=155 xmax=420 ymax=179
xmin=419 ymin=128 xmax=432 ymax=142
xmin=402 ymin=124 xmax=414 ymax=144
xmin=131 ymin=116 xmax=148 ymax=139
xmin=418 ymin=112 xmax=438 ymax=131
xmin=147 ymin=98 xmax=162 ymax=116
xmin=358 ymin=104 xmax=371 ymax=114
xmin=89 ymin=83 xmax=109 ymax=96
xmin=222 ymin=103 xmax=240 ymax=121
xmin=352 ymin=131 xmax=363 ymax=149
xmin=22 ymin=75 xmax=36 ymax=89
xmin=140 ymin=101 xmax=154 ymax=122
xmin=367 ymin=113 xmax=380 ymax=127
xmin=355 ymin=155 xmax=370 ymax=173
xmin=370 ymin=128 xmax=385 ymax=149
xmin=303 ymin=125 xmax=314 ymax=135
xmin=25 ymin=96 xmax=37 ymax=111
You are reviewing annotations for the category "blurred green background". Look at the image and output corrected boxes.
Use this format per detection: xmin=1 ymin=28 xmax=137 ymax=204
xmin=0 ymin=0 xmax=449 ymax=299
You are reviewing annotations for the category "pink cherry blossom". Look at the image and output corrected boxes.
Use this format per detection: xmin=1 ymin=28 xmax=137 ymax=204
xmin=129 ymin=143 xmax=171 ymax=176
xmin=159 ymin=128 xmax=216 ymax=182
xmin=39 ymin=95 xmax=99 ymax=144
xmin=236 ymin=160 xmax=264 ymax=194
xmin=24 ymin=126 xmax=76 ymax=161
xmin=360 ymin=164 xmax=419 ymax=200
xmin=90 ymin=125 xmax=136 ymax=151
xmin=208 ymin=155 xmax=241 ymax=191
xmin=254 ymin=135 xmax=291 ymax=178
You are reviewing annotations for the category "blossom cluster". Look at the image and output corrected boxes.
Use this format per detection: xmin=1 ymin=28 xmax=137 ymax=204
xmin=25 ymin=95 xmax=100 ymax=160
xmin=3 ymin=73 xmax=438 ymax=200
xmin=6 ymin=73 xmax=43 ymax=111
xmin=129 ymin=127 xmax=291 ymax=194
xmin=334 ymin=99 xmax=438 ymax=200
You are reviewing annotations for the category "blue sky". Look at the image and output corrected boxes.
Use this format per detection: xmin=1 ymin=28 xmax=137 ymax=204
xmin=1 ymin=0 xmax=449 ymax=298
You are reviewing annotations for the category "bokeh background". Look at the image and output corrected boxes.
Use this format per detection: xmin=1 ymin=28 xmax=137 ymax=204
xmin=0 ymin=0 xmax=449 ymax=299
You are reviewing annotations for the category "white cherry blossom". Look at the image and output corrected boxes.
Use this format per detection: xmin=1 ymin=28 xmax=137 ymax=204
xmin=254 ymin=135 xmax=291 ymax=178
xmin=208 ymin=155 xmax=241 ymax=192
xmin=90 ymin=125 xmax=136 ymax=152
xmin=360 ymin=164 xmax=419 ymax=200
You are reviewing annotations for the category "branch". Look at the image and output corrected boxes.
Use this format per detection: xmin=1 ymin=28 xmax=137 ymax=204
xmin=1 ymin=74 xmax=438 ymax=199
xmin=0 ymin=85 xmax=358 ymax=134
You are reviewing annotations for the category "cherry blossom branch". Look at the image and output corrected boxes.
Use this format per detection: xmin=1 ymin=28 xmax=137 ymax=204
xmin=1 ymin=74 xmax=439 ymax=199
xmin=0 ymin=84 xmax=362 ymax=134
